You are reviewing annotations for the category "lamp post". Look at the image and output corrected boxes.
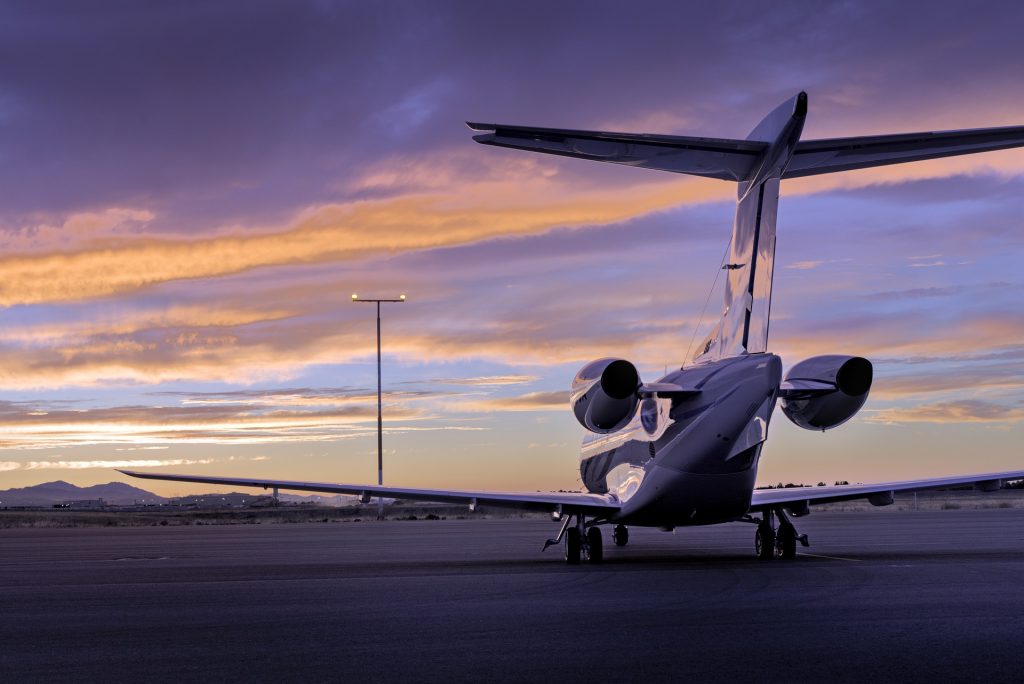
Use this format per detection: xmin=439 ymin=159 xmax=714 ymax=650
xmin=351 ymin=293 xmax=406 ymax=520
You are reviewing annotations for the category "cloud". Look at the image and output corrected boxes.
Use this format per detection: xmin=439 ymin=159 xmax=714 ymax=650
xmin=155 ymin=387 xmax=448 ymax=408
xmin=0 ymin=455 xmax=280 ymax=471
xmin=0 ymin=172 xmax=729 ymax=307
xmin=786 ymin=260 xmax=826 ymax=270
xmin=0 ymin=304 xmax=299 ymax=347
xmin=405 ymin=375 xmax=539 ymax=387
xmin=773 ymin=314 xmax=1024 ymax=365
xmin=23 ymin=458 xmax=215 ymax=470
xmin=869 ymin=400 xmax=1024 ymax=424
xmin=0 ymin=399 xmax=436 ymax=449
xmin=2 ymin=143 xmax=1020 ymax=311
xmin=858 ymin=285 xmax=965 ymax=301
xmin=0 ymin=208 xmax=155 ymax=252
xmin=461 ymin=390 xmax=570 ymax=412
xmin=872 ymin=358 xmax=1024 ymax=399
xmin=785 ymin=258 xmax=852 ymax=270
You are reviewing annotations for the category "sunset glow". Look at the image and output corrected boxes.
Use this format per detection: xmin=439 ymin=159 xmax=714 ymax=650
xmin=2 ymin=2 xmax=1023 ymax=496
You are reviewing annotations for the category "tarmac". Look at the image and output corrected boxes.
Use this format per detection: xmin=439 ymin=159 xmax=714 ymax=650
xmin=2 ymin=509 xmax=1023 ymax=682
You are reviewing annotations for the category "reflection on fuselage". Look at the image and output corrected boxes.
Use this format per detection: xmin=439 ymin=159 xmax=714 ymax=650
xmin=579 ymin=354 xmax=781 ymax=526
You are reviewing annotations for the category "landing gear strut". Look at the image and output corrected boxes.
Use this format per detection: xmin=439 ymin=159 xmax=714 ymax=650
xmin=544 ymin=514 xmax=604 ymax=565
xmin=753 ymin=508 xmax=809 ymax=560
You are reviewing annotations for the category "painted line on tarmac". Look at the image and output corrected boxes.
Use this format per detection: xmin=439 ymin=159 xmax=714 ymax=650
xmin=797 ymin=552 xmax=861 ymax=562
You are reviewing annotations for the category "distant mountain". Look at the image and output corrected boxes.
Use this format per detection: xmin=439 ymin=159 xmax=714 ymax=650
xmin=0 ymin=480 xmax=166 ymax=507
xmin=0 ymin=480 xmax=365 ymax=508
xmin=278 ymin=492 xmax=360 ymax=507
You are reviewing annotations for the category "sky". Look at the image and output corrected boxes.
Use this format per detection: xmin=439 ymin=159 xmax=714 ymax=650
xmin=1 ymin=0 xmax=1023 ymax=497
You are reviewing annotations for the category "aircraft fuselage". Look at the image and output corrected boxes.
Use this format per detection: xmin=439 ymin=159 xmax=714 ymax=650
xmin=580 ymin=354 xmax=782 ymax=527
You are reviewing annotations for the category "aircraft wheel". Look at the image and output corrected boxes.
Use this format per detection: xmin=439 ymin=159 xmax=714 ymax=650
xmin=777 ymin=522 xmax=797 ymax=559
xmin=586 ymin=527 xmax=603 ymax=564
xmin=565 ymin=527 xmax=581 ymax=565
xmin=755 ymin=524 xmax=775 ymax=560
xmin=612 ymin=524 xmax=629 ymax=547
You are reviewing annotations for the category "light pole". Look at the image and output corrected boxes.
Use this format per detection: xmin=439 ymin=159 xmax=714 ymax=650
xmin=351 ymin=292 xmax=406 ymax=520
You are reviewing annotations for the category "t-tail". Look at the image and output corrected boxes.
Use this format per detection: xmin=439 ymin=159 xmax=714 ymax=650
xmin=468 ymin=92 xmax=1024 ymax=363
xmin=694 ymin=92 xmax=805 ymax=362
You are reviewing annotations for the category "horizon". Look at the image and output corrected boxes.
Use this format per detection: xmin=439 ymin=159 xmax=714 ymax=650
xmin=1 ymin=2 xmax=1023 ymax=498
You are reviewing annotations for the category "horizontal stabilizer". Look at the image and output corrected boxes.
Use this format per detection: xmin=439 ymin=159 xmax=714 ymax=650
xmin=118 ymin=470 xmax=620 ymax=515
xmin=784 ymin=125 xmax=1024 ymax=178
xmin=638 ymin=382 xmax=701 ymax=398
xmin=778 ymin=379 xmax=836 ymax=399
xmin=468 ymin=121 xmax=767 ymax=181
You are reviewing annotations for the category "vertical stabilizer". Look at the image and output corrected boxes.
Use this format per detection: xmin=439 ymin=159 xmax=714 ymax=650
xmin=468 ymin=91 xmax=1024 ymax=366
xmin=693 ymin=93 xmax=806 ymax=363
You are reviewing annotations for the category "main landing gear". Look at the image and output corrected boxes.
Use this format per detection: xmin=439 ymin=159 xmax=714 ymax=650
xmin=753 ymin=508 xmax=809 ymax=560
xmin=543 ymin=515 xmax=605 ymax=564
xmin=612 ymin=524 xmax=629 ymax=547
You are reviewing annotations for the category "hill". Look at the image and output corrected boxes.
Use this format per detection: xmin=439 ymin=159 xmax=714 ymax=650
xmin=0 ymin=481 xmax=166 ymax=506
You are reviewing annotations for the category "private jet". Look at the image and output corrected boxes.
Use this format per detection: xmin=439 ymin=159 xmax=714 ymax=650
xmin=123 ymin=92 xmax=1024 ymax=564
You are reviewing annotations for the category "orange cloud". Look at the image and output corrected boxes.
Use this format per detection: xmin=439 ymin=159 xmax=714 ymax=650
xmin=4 ymin=145 xmax=1020 ymax=310
xmin=868 ymin=400 xmax=1024 ymax=424
xmin=0 ymin=401 xmax=432 ymax=449
xmin=773 ymin=315 xmax=1024 ymax=367
xmin=0 ymin=208 xmax=155 ymax=252
xmin=0 ymin=177 xmax=726 ymax=307
xmin=458 ymin=390 xmax=571 ymax=413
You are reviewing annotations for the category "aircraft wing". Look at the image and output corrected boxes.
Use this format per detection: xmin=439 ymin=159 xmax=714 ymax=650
xmin=467 ymin=122 xmax=767 ymax=181
xmin=783 ymin=125 xmax=1024 ymax=178
xmin=750 ymin=469 xmax=1024 ymax=511
xmin=118 ymin=470 xmax=620 ymax=515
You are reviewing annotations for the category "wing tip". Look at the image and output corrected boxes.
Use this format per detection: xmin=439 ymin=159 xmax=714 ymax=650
xmin=466 ymin=121 xmax=496 ymax=132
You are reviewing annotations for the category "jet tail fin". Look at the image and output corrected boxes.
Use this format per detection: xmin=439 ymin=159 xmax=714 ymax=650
xmin=783 ymin=125 xmax=1024 ymax=178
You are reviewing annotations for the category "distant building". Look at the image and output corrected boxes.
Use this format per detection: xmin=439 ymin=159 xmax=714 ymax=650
xmin=54 ymin=499 xmax=107 ymax=510
xmin=167 ymin=493 xmax=274 ymax=509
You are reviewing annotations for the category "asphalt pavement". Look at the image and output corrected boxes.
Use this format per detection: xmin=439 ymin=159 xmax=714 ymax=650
xmin=2 ymin=509 xmax=1023 ymax=682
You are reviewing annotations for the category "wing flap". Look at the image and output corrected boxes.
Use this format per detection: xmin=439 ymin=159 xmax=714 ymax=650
xmin=118 ymin=470 xmax=619 ymax=515
xmin=750 ymin=469 xmax=1024 ymax=511
xmin=783 ymin=125 xmax=1024 ymax=178
xmin=468 ymin=121 xmax=767 ymax=181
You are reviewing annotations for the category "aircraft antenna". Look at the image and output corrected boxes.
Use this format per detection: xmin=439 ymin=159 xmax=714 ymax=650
xmin=684 ymin=235 xmax=731 ymax=365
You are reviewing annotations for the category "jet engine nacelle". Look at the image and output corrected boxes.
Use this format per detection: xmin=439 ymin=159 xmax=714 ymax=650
xmin=571 ymin=358 xmax=641 ymax=434
xmin=781 ymin=355 xmax=873 ymax=431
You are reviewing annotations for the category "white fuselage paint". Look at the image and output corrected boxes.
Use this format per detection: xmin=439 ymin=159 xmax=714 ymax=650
xmin=580 ymin=354 xmax=781 ymax=527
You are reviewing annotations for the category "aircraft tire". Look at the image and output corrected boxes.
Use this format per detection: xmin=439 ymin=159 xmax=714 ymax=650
xmin=777 ymin=523 xmax=797 ymax=559
xmin=586 ymin=527 xmax=603 ymax=564
xmin=565 ymin=527 xmax=582 ymax=565
xmin=612 ymin=524 xmax=629 ymax=547
xmin=755 ymin=524 xmax=775 ymax=560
